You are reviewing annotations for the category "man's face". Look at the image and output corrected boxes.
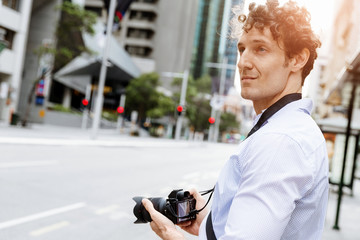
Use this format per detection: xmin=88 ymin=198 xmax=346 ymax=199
xmin=237 ymin=27 xmax=293 ymax=112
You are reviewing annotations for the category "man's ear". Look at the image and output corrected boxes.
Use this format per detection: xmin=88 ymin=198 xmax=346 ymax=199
xmin=290 ymin=48 xmax=310 ymax=72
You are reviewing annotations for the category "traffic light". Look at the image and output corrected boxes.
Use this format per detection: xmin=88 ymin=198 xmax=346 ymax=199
xmin=82 ymin=99 xmax=89 ymax=110
xmin=117 ymin=106 xmax=124 ymax=114
xmin=82 ymin=99 xmax=89 ymax=106
xmin=208 ymin=117 xmax=215 ymax=124
xmin=176 ymin=105 xmax=183 ymax=116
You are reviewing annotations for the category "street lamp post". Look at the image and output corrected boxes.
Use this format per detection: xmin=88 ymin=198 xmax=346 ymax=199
xmin=206 ymin=57 xmax=237 ymax=142
xmin=81 ymin=84 xmax=92 ymax=129
xmin=162 ymin=70 xmax=189 ymax=140
xmin=91 ymin=0 xmax=116 ymax=139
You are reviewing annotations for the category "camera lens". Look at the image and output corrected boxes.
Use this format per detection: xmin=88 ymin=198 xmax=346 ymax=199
xmin=132 ymin=197 xmax=167 ymax=223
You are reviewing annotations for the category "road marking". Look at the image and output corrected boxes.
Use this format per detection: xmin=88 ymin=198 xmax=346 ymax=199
xmin=29 ymin=221 xmax=69 ymax=236
xmin=110 ymin=211 xmax=132 ymax=220
xmin=0 ymin=160 xmax=58 ymax=168
xmin=95 ymin=205 xmax=120 ymax=215
xmin=0 ymin=137 xmax=203 ymax=148
xmin=0 ymin=202 xmax=86 ymax=230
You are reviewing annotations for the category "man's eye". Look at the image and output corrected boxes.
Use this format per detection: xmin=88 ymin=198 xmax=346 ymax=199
xmin=257 ymin=47 xmax=266 ymax=52
xmin=238 ymin=47 xmax=245 ymax=53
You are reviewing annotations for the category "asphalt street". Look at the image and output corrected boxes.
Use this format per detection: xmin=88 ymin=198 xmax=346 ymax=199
xmin=0 ymin=124 xmax=359 ymax=240
xmin=0 ymin=125 xmax=234 ymax=240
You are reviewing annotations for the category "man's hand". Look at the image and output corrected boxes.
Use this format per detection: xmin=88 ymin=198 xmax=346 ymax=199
xmin=142 ymin=198 xmax=185 ymax=240
xmin=178 ymin=188 xmax=209 ymax=236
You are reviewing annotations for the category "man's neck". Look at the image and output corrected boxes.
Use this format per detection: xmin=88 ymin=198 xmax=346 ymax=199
xmin=253 ymin=89 xmax=302 ymax=114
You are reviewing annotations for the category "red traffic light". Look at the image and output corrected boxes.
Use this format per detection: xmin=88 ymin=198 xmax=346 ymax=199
xmin=177 ymin=105 xmax=183 ymax=112
xmin=117 ymin=106 xmax=124 ymax=114
xmin=82 ymin=99 xmax=89 ymax=106
xmin=208 ymin=117 xmax=215 ymax=124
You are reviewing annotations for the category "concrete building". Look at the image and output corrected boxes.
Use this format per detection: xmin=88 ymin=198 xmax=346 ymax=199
xmin=0 ymin=0 xmax=33 ymax=124
xmin=191 ymin=0 xmax=243 ymax=94
xmin=118 ymin=0 xmax=199 ymax=90
xmin=18 ymin=0 xmax=62 ymax=125
xmin=12 ymin=0 xmax=141 ymax=126
xmin=318 ymin=0 xmax=360 ymax=118
xmin=83 ymin=0 xmax=199 ymax=91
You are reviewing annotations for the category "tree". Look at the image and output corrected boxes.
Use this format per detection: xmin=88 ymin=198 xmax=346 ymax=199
xmin=172 ymin=75 xmax=212 ymax=132
xmin=21 ymin=2 xmax=97 ymax=126
xmin=53 ymin=2 xmax=97 ymax=71
xmin=125 ymin=73 xmax=175 ymax=123
xmin=220 ymin=112 xmax=240 ymax=133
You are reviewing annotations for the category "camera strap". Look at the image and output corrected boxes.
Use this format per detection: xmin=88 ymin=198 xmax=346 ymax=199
xmin=205 ymin=93 xmax=302 ymax=240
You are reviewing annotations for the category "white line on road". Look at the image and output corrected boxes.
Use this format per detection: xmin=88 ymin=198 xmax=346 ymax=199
xmin=0 ymin=160 xmax=59 ymax=168
xmin=110 ymin=211 xmax=133 ymax=221
xmin=0 ymin=137 xmax=204 ymax=148
xmin=29 ymin=221 xmax=69 ymax=236
xmin=95 ymin=205 xmax=120 ymax=215
xmin=0 ymin=202 xmax=86 ymax=230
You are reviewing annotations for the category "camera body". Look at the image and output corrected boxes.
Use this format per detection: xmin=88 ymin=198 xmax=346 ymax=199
xmin=133 ymin=189 xmax=197 ymax=224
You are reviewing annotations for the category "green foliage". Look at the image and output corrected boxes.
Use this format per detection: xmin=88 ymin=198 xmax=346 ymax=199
xmin=125 ymin=73 xmax=175 ymax=122
xmin=194 ymin=75 xmax=212 ymax=93
xmin=172 ymin=74 xmax=212 ymax=131
xmin=49 ymin=104 xmax=80 ymax=115
xmin=102 ymin=110 xmax=118 ymax=122
xmin=220 ymin=112 xmax=240 ymax=133
xmin=147 ymin=93 xmax=175 ymax=119
xmin=57 ymin=2 xmax=97 ymax=35
xmin=53 ymin=2 xmax=97 ymax=71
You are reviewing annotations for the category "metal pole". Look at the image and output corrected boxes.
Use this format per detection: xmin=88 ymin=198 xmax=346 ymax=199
xmin=116 ymin=94 xmax=126 ymax=132
xmin=208 ymin=105 xmax=216 ymax=142
xmin=91 ymin=0 xmax=116 ymax=139
xmin=81 ymin=84 xmax=92 ymax=129
xmin=175 ymin=70 xmax=189 ymax=140
xmin=333 ymin=81 xmax=358 ymax=230
xmin=213 ymin=57 xmax=228 ymax=142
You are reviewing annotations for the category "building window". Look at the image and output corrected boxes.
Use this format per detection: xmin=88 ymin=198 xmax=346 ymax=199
xmin=129 ymin=10 xmax=157 ymax=21
xmin=127 ymin=28 xmax=154 ymax=39
xmin=134 ymin=0 xmax=158 ymax=3
xmin=2 ymin=0 xmax=20 ymax=11
xmin=125 ymin=45 xmax=152 ymax=57
xmin=0 ymin=27 xmax=15 ymax=50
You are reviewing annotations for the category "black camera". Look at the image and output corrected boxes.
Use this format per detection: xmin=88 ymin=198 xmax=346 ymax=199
xmin=133 ymin=189 xmax=197 ymax=224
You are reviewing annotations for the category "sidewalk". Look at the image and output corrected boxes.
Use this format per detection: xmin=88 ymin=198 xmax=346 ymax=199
xmin=0 ymin=123 xmax=359 ymax=239
xmin=0 ymin=122 xmax=201 ymax=148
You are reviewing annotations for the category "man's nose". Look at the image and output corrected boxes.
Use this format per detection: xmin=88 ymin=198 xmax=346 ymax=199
xmin=238 ymin=51 xmax=253 ymax=70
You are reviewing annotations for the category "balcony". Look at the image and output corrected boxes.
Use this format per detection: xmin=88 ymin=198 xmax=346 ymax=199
xmin=131 ymin=2 xmax=158 ymax=13
xmin=124 ymin=37 xmax=154 ymax=49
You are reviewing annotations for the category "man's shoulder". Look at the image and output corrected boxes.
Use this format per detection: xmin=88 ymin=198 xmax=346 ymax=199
xmin=263 ymin=109 xmax=324 ymax=156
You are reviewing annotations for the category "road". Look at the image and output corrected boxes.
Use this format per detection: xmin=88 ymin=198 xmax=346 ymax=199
xmin=0 ymin=138 xmax=235 ymax=240
xmin=0 ymin=124 xmax=359 ymax=240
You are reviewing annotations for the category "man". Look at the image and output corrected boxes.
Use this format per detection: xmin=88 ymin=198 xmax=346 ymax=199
xmin=143 ymin=0 xmax=329 ymax=239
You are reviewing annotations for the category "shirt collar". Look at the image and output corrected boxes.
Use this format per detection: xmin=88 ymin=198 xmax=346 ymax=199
xmin=251 ymin=98 xmax=313 ymax=127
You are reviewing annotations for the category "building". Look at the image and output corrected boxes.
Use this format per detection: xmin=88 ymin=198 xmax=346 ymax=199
xmin=319 ymin=0 xmax=360 ymax=118
xmin=116 ymin=0 xmax=199 ymax=90
xmin=191 ymin=0 xmax=243 ymax=94
xmin=0 ymin=0 xmax=33 ymax=124
xmin=14 ymin=0 xmax=141 ymax=126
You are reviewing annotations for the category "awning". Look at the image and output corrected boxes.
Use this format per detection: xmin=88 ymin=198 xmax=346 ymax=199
xmin=54 ymin=20 xmax=141 ymax=93
xmin=325 ymin=50 xmax=360 ymax=104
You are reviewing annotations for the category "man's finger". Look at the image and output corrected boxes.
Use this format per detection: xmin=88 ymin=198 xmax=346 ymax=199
xmin=177 ymin=220 xmax=192 ymax=227
xmin=142 ymin=199 xmax=173 ymax=224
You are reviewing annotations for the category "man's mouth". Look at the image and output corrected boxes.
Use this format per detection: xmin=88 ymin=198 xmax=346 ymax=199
xmin=241 ymin=75 xmax=257 ymax=81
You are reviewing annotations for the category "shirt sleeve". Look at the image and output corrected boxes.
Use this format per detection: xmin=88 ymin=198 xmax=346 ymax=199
xmin=219 ymin=133 xmax=314 ymax=240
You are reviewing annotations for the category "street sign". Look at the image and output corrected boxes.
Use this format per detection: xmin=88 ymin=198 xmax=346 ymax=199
xmin=210 ymin=95 xmax=225 ymax=110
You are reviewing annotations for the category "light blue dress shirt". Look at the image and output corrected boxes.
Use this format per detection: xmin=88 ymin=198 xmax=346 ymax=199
xmin=199 ymin=99 xmax=329 ymax=240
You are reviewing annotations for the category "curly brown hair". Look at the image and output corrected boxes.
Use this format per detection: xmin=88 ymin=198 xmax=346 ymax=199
xmin=231 ymin=0 xmax=321 ymax=85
